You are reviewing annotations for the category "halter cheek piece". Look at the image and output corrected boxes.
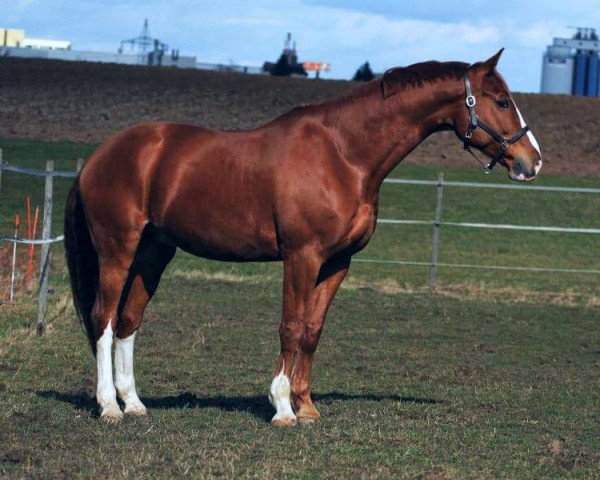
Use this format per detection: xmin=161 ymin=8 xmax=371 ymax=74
xmin=463 ymin=71 xmax=530 ymax=173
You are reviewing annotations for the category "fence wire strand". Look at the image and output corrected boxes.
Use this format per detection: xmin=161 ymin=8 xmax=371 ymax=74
xmin=353 ymin=258 xmax=600 ymax=275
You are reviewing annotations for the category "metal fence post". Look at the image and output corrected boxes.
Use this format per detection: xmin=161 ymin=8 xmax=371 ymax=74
xmin=37 ymin=160 xmax=54 ymax=336
xmin=0 ymin=148 xmax=3 ymax=196
xmin=429 ymin=173 xmax=444 ymax=290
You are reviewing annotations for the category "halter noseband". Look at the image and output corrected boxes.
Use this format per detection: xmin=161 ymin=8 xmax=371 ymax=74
xmin=463 ymin=70 xmax=530 ymax=173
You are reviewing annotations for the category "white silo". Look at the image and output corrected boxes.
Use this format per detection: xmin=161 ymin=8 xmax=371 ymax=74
xmin=541 ymin=45 xmax=574 ymax=94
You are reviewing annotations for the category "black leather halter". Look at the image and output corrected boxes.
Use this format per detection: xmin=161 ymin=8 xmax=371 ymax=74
xmin=463 ymin=71 xmax=530 ymax=173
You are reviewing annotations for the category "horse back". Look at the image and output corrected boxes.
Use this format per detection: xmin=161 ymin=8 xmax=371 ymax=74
xmin=80 ymin=122 xmax=281 ymax=260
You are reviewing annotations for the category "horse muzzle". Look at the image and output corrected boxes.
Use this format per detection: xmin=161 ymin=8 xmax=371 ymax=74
xmin=508 ymin=156 xmax=542 ymax=182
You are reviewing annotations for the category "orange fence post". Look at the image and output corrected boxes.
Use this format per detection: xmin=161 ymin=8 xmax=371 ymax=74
xmin=25 ymin=196 xmax=31 ymax=237
xmin=10 ymin=214 xmax=21 ymax=301
xmin=25 ymin=196 xmax=37 ymax=291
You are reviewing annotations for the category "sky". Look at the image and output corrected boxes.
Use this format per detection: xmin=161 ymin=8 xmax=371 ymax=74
xmin=2 ymin=0 xmax=600 ymax=92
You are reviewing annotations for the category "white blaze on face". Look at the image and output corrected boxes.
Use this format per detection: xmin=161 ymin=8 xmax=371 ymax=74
xmin=512 ymin=100 xmax=542 ymax=174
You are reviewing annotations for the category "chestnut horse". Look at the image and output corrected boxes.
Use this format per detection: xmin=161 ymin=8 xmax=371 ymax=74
xmin=64 ymin=50 xmax=541 ymax=425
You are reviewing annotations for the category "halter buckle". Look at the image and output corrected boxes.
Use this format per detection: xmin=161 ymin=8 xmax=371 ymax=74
xmin=462 ymin=69 xmax=530 ymax=175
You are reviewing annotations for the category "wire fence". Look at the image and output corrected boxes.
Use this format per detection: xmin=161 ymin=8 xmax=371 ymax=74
xmin=0 ymin=153 xmax=81 ymax=334
xmin=357 ymin=174 xmax=600 ymax=288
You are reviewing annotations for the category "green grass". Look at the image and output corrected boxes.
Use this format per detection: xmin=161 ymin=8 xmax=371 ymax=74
xmin=1 ymin=138 xmax=600 ymax=478
xmin=1 ymin=268 xmax=599 ymax=478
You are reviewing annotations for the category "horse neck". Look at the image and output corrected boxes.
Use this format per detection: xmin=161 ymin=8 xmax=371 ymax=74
xmin=328 ymin=77 xmax=464 ymax=192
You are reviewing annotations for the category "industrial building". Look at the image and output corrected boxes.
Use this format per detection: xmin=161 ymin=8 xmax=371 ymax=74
xmin=0 ymin=22 xmax=196 ymax=68
xmin=541 ymin=27 xmax=600 ymax=96
xmin=0 ymin=28 xmax=71 ymax=50
xmin=0 ymin=25 xmax=325 ymax=79
xmin=0 ymin=21 xmax=261 ymax=72
xmin=262 ymin=33 xmax=308 ymax=77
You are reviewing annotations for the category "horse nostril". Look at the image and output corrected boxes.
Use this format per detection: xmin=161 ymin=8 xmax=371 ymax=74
xmin=514 ymin=161 xmax=524 ymax=174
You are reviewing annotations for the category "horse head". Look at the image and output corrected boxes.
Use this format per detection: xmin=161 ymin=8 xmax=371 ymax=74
xmin=454 ymin=49 xmax=542 ymax=181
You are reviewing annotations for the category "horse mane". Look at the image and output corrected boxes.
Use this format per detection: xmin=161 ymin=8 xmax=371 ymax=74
xmin=380 ymin=60 xmax=468 ymax=97
xmin=334 ymin=60 xmax=468 ymax=104
xmin=277 ymin=60 xmax=469 ymax=123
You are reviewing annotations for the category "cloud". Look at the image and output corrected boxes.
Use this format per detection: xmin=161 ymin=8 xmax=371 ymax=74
xmin=318 ymin=12 xmax=500 ymax=49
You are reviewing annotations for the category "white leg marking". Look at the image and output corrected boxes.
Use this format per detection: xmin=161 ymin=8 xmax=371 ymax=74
xmin=96 ymin=323 xmax=123 ymax=423
xmin=513 ymin=101 xmax=542 ymax=160
xmin=115 ymin=332 xmax=147 ymax=416
xmin=268 ymin=363 xmax=296 ymax=425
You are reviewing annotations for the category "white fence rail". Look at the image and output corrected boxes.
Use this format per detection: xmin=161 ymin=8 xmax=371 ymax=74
xmin=377 ymin=218 xmax=600 ymax=235
xmin=383 ymin=177 xmax=600 ymax=194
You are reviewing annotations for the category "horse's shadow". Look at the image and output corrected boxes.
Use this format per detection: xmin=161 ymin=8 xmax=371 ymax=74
xmin=37 ymin=390 xmax=440 ymax=422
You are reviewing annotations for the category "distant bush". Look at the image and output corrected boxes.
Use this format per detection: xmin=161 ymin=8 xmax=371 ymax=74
xmin=353 ymin=62 xmax=375 ymax=82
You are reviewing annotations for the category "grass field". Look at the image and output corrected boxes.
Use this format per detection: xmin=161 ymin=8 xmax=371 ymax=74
xmin=1 ymin=138 xmax=599 ymax=478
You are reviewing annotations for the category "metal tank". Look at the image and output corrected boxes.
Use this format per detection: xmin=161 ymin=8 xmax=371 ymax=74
xmin=573 ymin=51 xmax=589 ymax=95
xmin=541 ymin=27 xmax=600 ymax=96
xmin=586 ymin=51 xmax=599 ymax=96
xmin=541 ymin=46 xmax=574 ymax=94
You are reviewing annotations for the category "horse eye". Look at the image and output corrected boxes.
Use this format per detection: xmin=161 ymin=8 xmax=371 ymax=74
xmin=496 ymin=99 xmax=510 ymax=109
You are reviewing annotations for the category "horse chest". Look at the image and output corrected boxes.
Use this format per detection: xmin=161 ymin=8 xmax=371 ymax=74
xmin=342 ymin=203 xmax=377 ymax=251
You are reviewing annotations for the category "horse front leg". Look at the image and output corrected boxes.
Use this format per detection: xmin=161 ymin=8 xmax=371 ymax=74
xmin=291 ymin=256 xmax=351 ymax=423
xmin=90 ymin=225 xmax=143 ymax=424
xmin=270 ymin=247 xmax=322 ymax=426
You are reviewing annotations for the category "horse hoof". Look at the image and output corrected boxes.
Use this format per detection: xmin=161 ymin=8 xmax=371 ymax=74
xmin=295 ymin=406 xmax=320 ymax=424
xmin=100 ymin=408 xmax=124 ymax=424
xmin=124 ymin=404 xmax=147 ymax=416
xmin=271 ymin=416 xmax=297 ymax=427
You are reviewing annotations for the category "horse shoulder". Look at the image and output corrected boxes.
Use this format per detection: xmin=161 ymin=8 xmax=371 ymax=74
xmin=79 ymin=123 xmax=169 ymax=208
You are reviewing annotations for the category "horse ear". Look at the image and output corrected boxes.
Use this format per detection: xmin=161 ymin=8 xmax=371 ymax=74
xmin=381 ymin=68 xmax=399 ymax=99
xmin=481 ymin=48 xmax=504 ymax=74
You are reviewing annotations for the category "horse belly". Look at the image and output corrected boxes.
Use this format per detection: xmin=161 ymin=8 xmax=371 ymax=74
xmin=156 ymin=202 xmax=280 ymax=262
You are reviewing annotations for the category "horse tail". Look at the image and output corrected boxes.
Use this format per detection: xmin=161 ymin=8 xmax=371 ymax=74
xmin=64 ymin=177 xmax=99 ymax=356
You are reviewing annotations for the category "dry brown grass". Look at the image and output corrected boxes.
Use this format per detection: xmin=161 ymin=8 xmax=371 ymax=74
xmin=170 ymin=268 xmax=275 ymax=285
xmin=341 ymin=275 xmax=600 ymax=308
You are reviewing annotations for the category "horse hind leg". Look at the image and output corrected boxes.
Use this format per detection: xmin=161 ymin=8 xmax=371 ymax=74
xmin=94 ymin=245 xmax=140 ymax=424
xmin=115 ymin=234 xmax=176 ymax=416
